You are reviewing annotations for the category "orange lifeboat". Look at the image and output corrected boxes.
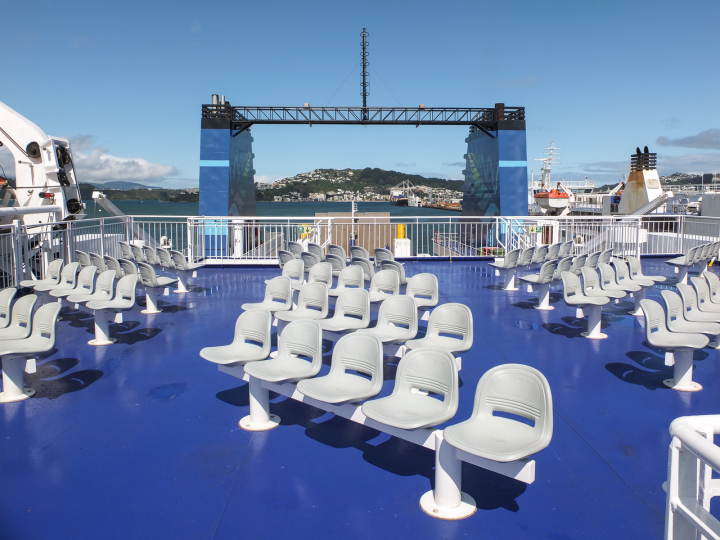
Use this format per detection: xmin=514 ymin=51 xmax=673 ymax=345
xmin=534 ymin=182 xmax=570 ymax=210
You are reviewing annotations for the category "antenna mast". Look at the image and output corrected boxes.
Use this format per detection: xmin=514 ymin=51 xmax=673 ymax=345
xmin=361 ymin=28 xmax=369 ymax=120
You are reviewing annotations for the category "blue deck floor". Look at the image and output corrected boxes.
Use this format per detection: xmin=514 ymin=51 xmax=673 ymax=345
xmin=2 ymin=259 xmax=719 ymax=539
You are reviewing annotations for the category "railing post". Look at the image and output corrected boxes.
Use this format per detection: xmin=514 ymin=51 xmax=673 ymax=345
xmin=11 ymin=220 xmax=22 ymax=286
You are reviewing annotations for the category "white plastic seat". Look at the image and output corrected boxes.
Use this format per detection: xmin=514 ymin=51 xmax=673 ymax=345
xmin=598 ymin=249 xmax=613 ymax=265
xmin=297 ymin=332 xmax=384 ymax=404
xmin=530 ymin=245 xmax=548 ymax=265
xmin=297 ymin=262 xmax=332 ymax=291
xmin=0 ymin=288 xmax=17 ymax=329
xmin=34 ymin=262 xmax=80 ymax=293
xmin=406 ymin=303 xmax=473 ymax=354
xmin=19 ymin=258 xmax=63 ymax=289
xmin=690 ymin=277 xmax=720 ymax=314
xmin=85 ymin=274 xmax=138 ymax=345
xmin=368 ymin=270 xmax=400 ymax=303
xmin=49 ymin=265 xmax=97 ymax=299
xmin=156 ymin=248 xmax=175 ymax=272
xmin=569 ymin=254 xmax=587 ymax=275
xmin=169 ymin=250 xmax=202 ymax=293
xmin=552 ymin=257 xmax=573 ymax=281
xmin=558 ymin=241 xmax=574 ymax=259
xmin=301 ymin=251 xmax=321 ymax=273
xmin=0 ymin=302 xmax=61 ymax=403
xmin=351 ymin=257 xmax=375 ymax=282
xmin=405 ymin=273 xmax=439 ymax=310
xmin=307 ymin=242 xmax=326 ymax=262
xmin=243 ymin=319 xmax=324 ymax=383
xmin=703 ymin=271 xmax=720 ymax=304
xmin=358 ymin=295 xmax=417 ymax=344
xmin=287 ymin=241 xmax=304 ymax=259
xmin=580 ymin=267 xmax=625 ymax=299
xmin=444 ymin=363 xmax=553 ymax=462
xmin=545 ymin=242 xmax=561 ymax=262
xmin=104 ymin=256 xmax=124 ymax=278
xmin=67 ymin=270 xmax=116 ymax=306
xmin=319 ymin=289 xmax=370 ymax=334
xmin=275 ymin=282 xmax=329 ymax=323
xmin=520 ymin=261 xmax=557 ymax=310
xmin=676 ymin=283 xmax=720 ymax=323
xmin=0 ymin=294 xmax=37 ymax=341
xmin=597 ymin=262 xmax=640 ymax=294
xmin=90 ymin=252 xmax=108 ymax=273
xmin=585 ymin=251 xmax=601 ymax=269
xmin=640 ymin=299 xmax=708 ymax=391
xmin=661 ymin=290 xmax=720 ymax=348
xmin=329 ymin=265 xmax=364 ymax=297
xmin=265 ymin=258 xmax=304 ymax=288
xmin=328 ymin=244 xmax=348 ymax=262
xmin=350 ymin=246 xmax=370 ymax=260
xmin=119 ymin=258 xmax=138 ymax=277
xmin=119 ymin=241 xmax=135 ymax=261
xmin=130 ymin=244 xmax=148 ymax=263
xmin=626 ymin=255 xmax=666 ymax=283
xmin=361 ymin=346 xmax=459 ymax=430
xmin=143 ymin=246 xmax=162 ymax=267
xmin=241 ymin=276 xmax=293 ymax=313
xmin=666 ymin=246 xmax=699 ymax=285
xmin=490 ymin=248 xmax=521 ymax=291
xmin=75 ymin=250 xmax=92 ymax=269
xmin=137 ymin=262 xmax=178 ymax=314
xmin=379 ymin=259 xmax=407 ymax=286
xmin=515 ymin=247 xmax=535 ymax=268
xmin=561 ymin=272 xmax=609 ymax=339
xmin=325 ymin=253 xmax=347 ymax=277
xmin=374 ymin=248 xmax=397 ymax=267
xmin=199 ymin=309 xmax=272 ymax=365
xmin=277 ymin=250 xmax=295 ymax=268
xmin=614 ymin=258 xmax=654 ymax=316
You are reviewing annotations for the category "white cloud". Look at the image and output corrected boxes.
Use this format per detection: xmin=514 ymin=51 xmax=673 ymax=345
xmin=255 ymin=175 xmax=284 ymax=184
xmin=657 ymin=129 xmax=720 ymax=150
xmin=658 ymin=152 xmax=720 ymax=175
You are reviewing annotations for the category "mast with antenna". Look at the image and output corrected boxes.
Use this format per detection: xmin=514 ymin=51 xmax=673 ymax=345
xmin=361 ymin=28 xmax=369 ymax=121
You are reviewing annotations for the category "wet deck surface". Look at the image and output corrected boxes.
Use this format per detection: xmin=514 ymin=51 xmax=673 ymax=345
xmin=2 ymin=259 xmax=719 ymax=539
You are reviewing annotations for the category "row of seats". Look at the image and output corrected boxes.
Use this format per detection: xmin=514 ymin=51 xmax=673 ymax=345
xmin=666 ymin=241 xmax=720 ymax=284
xmin=119 ymin=241 xmax=201 ymax=292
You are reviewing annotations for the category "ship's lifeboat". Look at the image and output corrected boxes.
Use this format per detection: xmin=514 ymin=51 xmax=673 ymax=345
xmin=534 ymin=184 xmax=570 ymax=210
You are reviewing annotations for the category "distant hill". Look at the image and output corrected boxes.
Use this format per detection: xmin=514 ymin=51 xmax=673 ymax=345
xmin=81 ymin=181 xmax=155 ymax=190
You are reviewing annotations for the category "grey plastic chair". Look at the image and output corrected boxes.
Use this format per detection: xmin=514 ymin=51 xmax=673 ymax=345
xmin=199 ymin=309 xmax=272 ymax=365
xmin=444 ymin=364 xmax=553 ymax=462
xmin=169 ymin=250 xmax=202 ymax=293
xmin=19 ymin=258 xmax=63 ymax=289
xmin=358 ymin=296 xmax=417 ymax=344
xmin=328 ymin=244 xmax=348 ymax=262
xmin=558 ymin=241 xmax=574 ymax=259
xmin=143 ymin=246 xmax=161 ymax=267
xmin=119 ymin=241 xmax=135 ymax=261
xmin=319 ymin=289 xmax=371 ymax=333
xmin=119 ymin=258 xmax=138 ymax=277
xmin=569 ymin=254 xmax=587 ymax=275
xmin=545 ymin=242 xmax=561 ymax=262
xmin=626 ymin=255 xmax=666 ymax=283
xmin=368 ymin=270 xmax=400 ymax=303
xmin=86 ymin=274 xmax=138 ymax=345
xmin=351 ymin=257 xmax=375 ymax=282
xmin=614 ymin=259 xmax=654 ymax=316
xmin=0 ymin=294 xmax=37 ymax=341
xmin=676 ymin=283 xmax=720 ymax=323
xmin=661 ymin=290 xmax=720 ymax=347
xmin=49 ymin=265 xmax=97 ymax=299
xmin=275 ymin=282 xmax=329 ymax=323
xmin=137 ymin=262 xmax=178 ymax=314
xmin=520 ymin=261 xmax=557 ymax=310
xmin=361 ymin=347 xmax=459 ymax=430
xmin=690 ymin=277 xmax=720 ymax=314
xmin=0 ymin=288 xmax=17 ymax=329
xmin=297 ymin=262 xmax=332 ymax=291
xmin=325 ymin=253 xmax=347 ymax=277
xmin=243 ymin=319 xmax=323 ymax=382
xmin=597 ymin=263 xmax=640 ymax=294
xmin=490 ymin=248 xmax=521 ymax=291
xmin=156 ymin=248 xmax=175 ymax=272
xmin=585 ymin=251 xmax=601 ymax=270
xmin=329 ymin=265 xmax=364 ymax=298
xmin=560 ymin=272 xmax=609 ymax=339
xmin=552 ymin=257 xmax=573 ymax=281
xmin=350 ymin=246 xmax=370 ymax=260
xmin=580 ymin=267 xmax=625 ymax=299
xmin=640 ymin=298 xmax=708 ymax=391
xmin=297 ymin=332 xmax=384 ymax=404
xmin=406 ymin=303 xmax=473 ymax=354
xmin=130 ymin=244 xmax=148 ymax=263
xmin=598 ymin=249 xmax=613 ymax=265
xmin=89 ymin=252 xmax=107 ymax=273
xmin=75 ymin=250 xmax=92 ymax=269
xmin=287 ymin=241 xmax=304 ymax=259
xmin=67 ymin=270 xmax=116 ymax=305
xmin=34 ymin=262 xmax=79 ymax=293
xmin=277 ymin=250 xmax=295 ymax=268
xmin=405 ymin=273 xmax=439 ymax=310
xmin=104 ymin=256 xmax=124 ymax=279
xmin=265 ymin=258 xmax=304 ymax=288
xmin=307 ymin=242 xmax=326 ymax=262
xmin=301 ymin=251 xmax=321 ymax=273
xmin=241 ymin=276 xmax=293 ymax=313
xmin=666 ymin=246 xmax=699 ymax=285
xmin=703 ymin=272 xmax=720 ymax=304
xmin=516 ymin=247 xmax=535 ymax=268
xmin=0 ymin=302 xmax=61 ymax=402
xmin=379 ymin=259 xmax=407 ymax=286
xmin=374 ymin=248 xmax=396 ymax=267
xmin=530 ymin=245 xmax=548 ymax=265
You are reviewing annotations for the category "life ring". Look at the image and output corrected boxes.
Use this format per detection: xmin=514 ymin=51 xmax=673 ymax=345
xmin=673 ymin=206 xmax=678 ymax=214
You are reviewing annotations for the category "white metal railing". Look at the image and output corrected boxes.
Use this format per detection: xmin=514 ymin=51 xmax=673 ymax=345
xmin=665 ymin=415 xmax=720 ymax=540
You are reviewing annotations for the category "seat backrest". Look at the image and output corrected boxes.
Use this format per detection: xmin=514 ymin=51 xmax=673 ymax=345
xmin=537 ymin=260 xmax=557 ymax=284
xmin=517 ymin=247 xmax=535 ymax=267
xmin=277 ymin=319 xmax=323 ymax=373
xmin=277 ymin=250 xmax=295 ymax=268
xmin=137 ymin=262 xmax=159 ymax=288
xmin=570 ymin=254 xmax=587 ymax=274
xmin=374 ymin=248 xmax=394 ymax=265
xmin=328 ymin=244 xmax=347 ymax=260
xmin=376 ymin=296 xmax=417 ymax=336
xmin=553 ymin=257 xmax=572 ymax=279
xmin=704 ymin=271 xmax=720 ymax=301
xmin=143 ymin=247 xmax=160 ymax=265
xmin=597 ymin=263 xmax=618 ymax=288
xmin=379 ymin=259 xmax=406 ymax=280
xmin=60 ymin=262 xmax=80 ymax=286
xmin=119 ymin=258 xmax=138 ymax=276
xmin=690 ymin=276 xmax=715 ymax=308
xmin=370 ymin=269 xmax=399 ymax=297
xmin=301 ymin=251 xmax=321 ymax=270
xmin=545 ymin=243 xmax=561 ymax=261
xmin=95 ymin=270 xmax=117 ymax=297
xmin=119 ymin=241 xmax=134 ymax=260
xmin=307 ymin=262 xmax=333 ymax=286
xmin=297 ymin=282 xmax=329 ymax=317
xmin=325 ymin=253 xmax=347 ymax=274
xmin=697 ymin=243 xmax=710 ymax=263
xmin=0 ymin=287 xmax=17 ymax=327
xmin=561 ymin=271 xmax=584 ymax=302
xmin=169 ymin=250 xmax=189 ymax=271
xmin=29 ymin=302 xmax=62 ymax=348
xmin=350 ymin=246 xmax=370 ymax=260
xmin=639 ymin=299 xmax=672 ymax=346
xmin=265 ymin=276 xmax=292 ymax=306
xmin=76 ymin=265 xmax=97 ymax=293
xmin=661 ymin=290 xmax=689 ymax=331
xmin=336 ymin=265 xmax=364 ymax=289
xmin=234 ymin=309 xmax=272 ymax=358
xmin=46 ymin=258 xmax=64 ymax=281
xmin=531 ymin=245 xmax=548 ymax=264
xmin=558 ymin=241 xmax=574 ymax=259
xmin=156 ymin=248 xmax=174 ymax=268
xmin=504 ymin=248 xmax=521 ymax=269
xmin=598 ymin=249 xmax=613 ymax=265
xmin=328 ymin=332 xmax=383 ymax=394
xmin=426 ymin=303 xmax=473 ymax=350
xmin=393 ymin=347 xmax=458 ymax=412
xmin=406 ymin=273 xmax=439 ymax=306
xmin=613 ymin=259 xmax=633 ymax=284
xmin=130 ymin=244 xmax=146 ymax=262
xmin=626 ymin=255 xmax=643 ymax=278
xmin=115 ymin=274 xmax=138 ymax=304
xmin=287 ymin=241 xmax=304 ymax=258
xmin=351 ymin=257 xmax=374 ymax=280
xmin=8 ymin=294 xmax=37 ymax=335
xmin=676 ymin=283 xmax=701 ymax=315
xmin=281 ymin=258 xmax=305 ymax=281
xmin=307 ymin=243 xmax=324 ymax=260
xmin=585 ymin=251 xmax=601 ymax=269
xmin=580 ymin=267 xmax=601 ymax=293
xmin=684 ymin=246 xmax=698 ymax=265
xmin=75 ymin=250 xmax=92 ymax=268
xmin=469 ymin=363 xmax=553 ymax=459
xmin=334 ymin=289 xmax=370 ymax=326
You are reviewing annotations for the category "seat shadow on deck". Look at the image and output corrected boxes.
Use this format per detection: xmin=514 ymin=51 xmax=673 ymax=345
xmin=511 ymin=292 xmax=563 ymax=310
xmin=542 ymin=316 xmax=612 ymax=339
xmin=23 ymin=357 xmax=103 ymax=399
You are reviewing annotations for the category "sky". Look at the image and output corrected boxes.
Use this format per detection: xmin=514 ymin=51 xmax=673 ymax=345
xmin=1 ymin=0 xmax=719 ymax=189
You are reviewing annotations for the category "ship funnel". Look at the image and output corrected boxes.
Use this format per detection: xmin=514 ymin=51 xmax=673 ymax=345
xmin=212 ymin=94 xmax=219 ymax=105
xmin=220 ymin=95 xmax=226 ymax=104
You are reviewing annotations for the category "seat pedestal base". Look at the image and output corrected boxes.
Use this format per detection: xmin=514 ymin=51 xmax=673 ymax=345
xmin=142 ymin=289 xmax=162 ymax=314
xmin=663 ymin=351 xmax=702 ymax=391
xmin=502 ymin=271 xmax=518 ymax=291
xmin=174 ymin=271 xmax=189 ymax=294
xmin=239 ymin=414 xmax=281 ymax=431
xmin=89 ymin=311 xmax=116 ymax=346
xmin=0 ymin=357 xmax=35 ymax=403
xmin=534 ymin=283 xmax=553 ymax=310
xmin=629 ymin=288 xmax=648 ymax=316
xmin=419 ymin=490 xmax=477 ymax=520
xmin=240 ymin=376 xmax=281 ymax=431
xmin=581 ymin=306 xmax=607 ymax=339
